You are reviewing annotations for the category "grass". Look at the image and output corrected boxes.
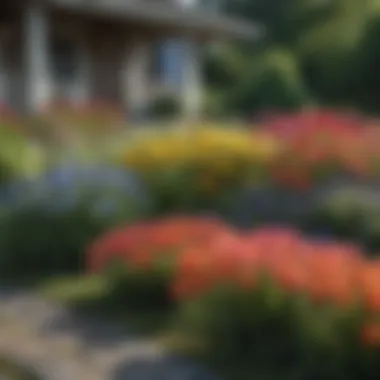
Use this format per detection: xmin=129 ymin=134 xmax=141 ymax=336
xmin=38 ymin=274 xmax=108 ymax=303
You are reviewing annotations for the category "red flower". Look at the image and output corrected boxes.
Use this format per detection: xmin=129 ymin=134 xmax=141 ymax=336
xmin=361 ymin=322 xmax=380 ymax=346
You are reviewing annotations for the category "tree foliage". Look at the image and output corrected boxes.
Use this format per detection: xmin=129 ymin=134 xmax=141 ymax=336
xmin=208 ymin=0 xmax=380 ymax=115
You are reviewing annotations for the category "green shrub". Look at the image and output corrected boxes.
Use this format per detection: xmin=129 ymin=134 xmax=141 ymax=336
xmin=0 ymin=164 xmax=149 ymax=277
xmin=178 ymin=279 xmax=369 ymax=380
xmin=0 ymin=126 xmax=45 ymax=184
xmin=304 ymin=186 xmax=380 ymax=254
xmin=120 ymin=126 xmax=279 ymax=215
xmin=305 ymin=187 xmax=371 ymax=238
xmin=228 ymin=49 xmax=311 ymax=116
xmin=178 ymin=285 xmax=295 ymax=363
xmin=104 ymin=258 xmax=174 ymax=312
xmin=150 ymin=93 xmax=181 ymax=119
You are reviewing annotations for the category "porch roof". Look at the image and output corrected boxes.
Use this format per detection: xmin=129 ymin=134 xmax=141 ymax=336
xmin=47 ymin=0 xmax=261 ymax=39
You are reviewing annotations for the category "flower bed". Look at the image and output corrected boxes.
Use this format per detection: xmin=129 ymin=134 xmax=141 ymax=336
xmin=86 ymin=215 xmax=230 ymax=309
xmin=107 ymin=111 xmax=380 ymax=226
xmin=119 ymin=126 xmax=280 ymax=213
xmin=4 ymin=108 xmax=380 ymax=274
xmin=87 ymin=217 xmax=380 ymax=379
xmin=263 ymin=110 xmax=380 ymax=188
xmin=116 ymin=111 xmax=380 ymax=198
xmin=0 ymin=164 xmax=149 ymax=276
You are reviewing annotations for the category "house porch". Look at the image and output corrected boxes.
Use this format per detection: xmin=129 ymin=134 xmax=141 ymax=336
xmin=0 ymin=2 xmax=204 ymax=120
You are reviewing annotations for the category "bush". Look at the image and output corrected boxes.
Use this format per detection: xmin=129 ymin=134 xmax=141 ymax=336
xmin=228 ymin=49 xmax=310 ymax=116
xmin=150 ymin=93 xmax=181 ymax=120
xmin=260 ymin=110 xmax=380 ymax=188
xmin=0 ymin=123 xmax=46 ymax=186
xmin=0 ymin=164 xmax=149 ymax=276
xmin=86 ymin=216 xmax=230 ymax=310
xmin=87 ymin=220 xmax=380 ymax=379
xmin=304 ymin=185 xmax=380 ymax=254
xmin=305 ymin=186 xmax=373 ymax=238
xmin=172 ymin=227 xmax=380 ymax=379
xmin=120 ymin=126 xmax=280 ymax=214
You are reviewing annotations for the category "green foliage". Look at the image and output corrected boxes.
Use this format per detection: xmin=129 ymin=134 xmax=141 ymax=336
xmin=217 ymin=0 xmax=380 ymax=113
xmin=228 ymin=49 xmax=310 ymax=115
xmin=178 ymin=285 xmax=296 ymax=366
xmin=226 ymin=0 xmax=331 ymax=46
xmin=0 ymin=165 xmax=148 ymax=277
xmin=304 ymin=186 xmax=380 ymax=254
xmin=0 ymin=202 xmax=109 ymax=276
xmin=205 ymin=44 xmax=249 ymax=90
xmin=347 ymin=16 xmax=380 ymax=112
xmin=305 ymin=187 xmax=372 ymax=239
xmin=104 ymin=259 xmax=175 ymax=312
xmin=178 ymin=283 xmax=363 ymax=380
xmin=150 ymin=93 xmax=181 ymax=119
xmin=0 ymin=127 xmax=45 ymax=184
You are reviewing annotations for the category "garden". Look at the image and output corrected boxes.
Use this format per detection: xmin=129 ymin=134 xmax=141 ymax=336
xmin=2 ymin=107 xmax=380 ymax=379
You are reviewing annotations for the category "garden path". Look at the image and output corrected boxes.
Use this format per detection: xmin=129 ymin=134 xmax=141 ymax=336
xmin=0 ymin=287 xmax=219 ymax=380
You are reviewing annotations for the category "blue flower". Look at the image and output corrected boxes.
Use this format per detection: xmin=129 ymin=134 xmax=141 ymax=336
xmin=0 ymin=163 xmax=151 ymax=218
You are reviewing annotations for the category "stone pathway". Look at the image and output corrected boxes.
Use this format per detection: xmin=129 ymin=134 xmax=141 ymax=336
xmin=0 ymin=287 xmax=220 ymax=380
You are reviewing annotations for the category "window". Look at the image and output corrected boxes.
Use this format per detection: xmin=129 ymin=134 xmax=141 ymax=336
xmin=50 ymin=38 xmax=78 ymax=83
xmin=157 ymin=39 xmax=183 ymax=87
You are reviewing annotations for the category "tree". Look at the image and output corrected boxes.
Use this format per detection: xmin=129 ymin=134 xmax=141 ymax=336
xmin=210 ymin=0 xmax=380 ymax=114
xmin=228 ymin=49 xmax=311 ymax=116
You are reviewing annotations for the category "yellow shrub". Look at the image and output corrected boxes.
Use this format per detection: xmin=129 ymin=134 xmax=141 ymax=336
xmin=120 ymin=126 xmax=281 ymax=193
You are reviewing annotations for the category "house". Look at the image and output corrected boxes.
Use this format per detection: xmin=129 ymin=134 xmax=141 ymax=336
xmin=0 ymin=0 xmax=259 ymax=120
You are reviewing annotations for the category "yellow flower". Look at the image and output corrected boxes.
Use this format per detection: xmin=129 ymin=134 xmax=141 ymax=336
xmin=119 ymin=125 xmax=282 ymax=181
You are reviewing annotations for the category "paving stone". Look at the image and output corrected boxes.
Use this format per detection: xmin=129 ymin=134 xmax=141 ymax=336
xmin=0 ymin=287 xmax=222 ymax=380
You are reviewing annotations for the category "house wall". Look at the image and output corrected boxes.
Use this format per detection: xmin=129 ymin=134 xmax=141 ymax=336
xmin=47 ymin=10 xmax=206 ymax=117
xmin=0 ymin=4 xmax=204 ymax=119
xmin=38 ymin=12 xmax=157 ymax=112
xmin=0 ymin=9 xmax=152 ymax=111
xmin=87 ymin=22 xmax=131 ymax=106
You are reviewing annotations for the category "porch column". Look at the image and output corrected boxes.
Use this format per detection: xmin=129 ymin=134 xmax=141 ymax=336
xmin=0 ymin=36 xmax=6 ymax=105
xmin=24 ymin=2 xmax=52 ymax=113
xmin=72 ymin=36 xmax=91 ymax=104
xmin=122 ymin=39 xmax=151 ymax=120
xmin=180 ymin=38 xmax=203 ymax=121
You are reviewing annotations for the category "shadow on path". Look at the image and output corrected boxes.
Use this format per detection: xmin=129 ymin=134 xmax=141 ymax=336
xmin=111 ymin=354 xmax=220 ymax=380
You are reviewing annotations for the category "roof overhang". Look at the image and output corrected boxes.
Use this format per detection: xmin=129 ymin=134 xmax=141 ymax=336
xmin=48 ymin=0 xmax=262 ymax=40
